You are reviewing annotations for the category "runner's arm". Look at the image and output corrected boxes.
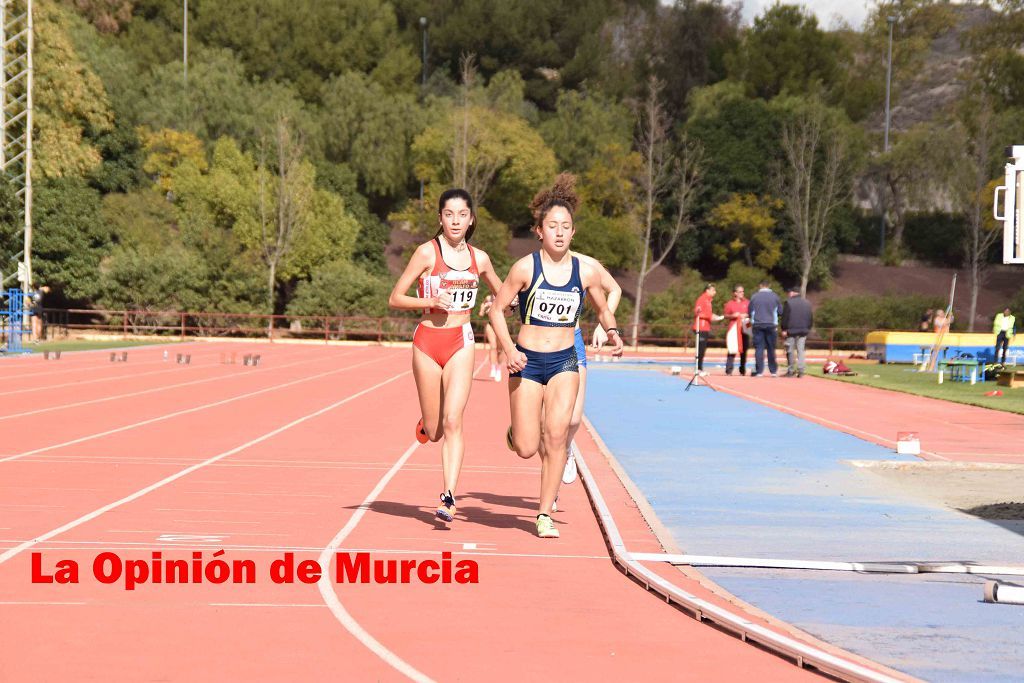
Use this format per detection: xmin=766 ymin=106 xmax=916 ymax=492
xmin=489 ymin=257 xmax=531 ymax=371
xmin=388 ymin=243 xmax=445 ymax=311
xmin=582 ymin=262 xmax=623 ymax=356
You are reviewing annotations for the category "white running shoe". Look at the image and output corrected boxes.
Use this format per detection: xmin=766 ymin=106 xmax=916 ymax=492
xmin=561 ymin=451 xmax=578 ymax=485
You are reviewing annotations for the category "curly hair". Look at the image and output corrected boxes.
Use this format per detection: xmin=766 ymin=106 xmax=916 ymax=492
xmin=529 ymin=173 xmax=580 ymax=226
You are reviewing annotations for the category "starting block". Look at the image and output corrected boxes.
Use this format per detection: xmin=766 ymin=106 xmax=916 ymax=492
xmin=110 ymin=351 xmax=128 ymax=362
xmin=42 ymin=351 xmax=62 ymax=360
xmin=220 ymin=352 xmax=237 ymax=365
xmin=670 ymin=365 xmax=683 ymax=375
xmin=175 ymin=353 xmax=191 ymax=365
xmin=242 ymin=354 xmax=261 ymax=367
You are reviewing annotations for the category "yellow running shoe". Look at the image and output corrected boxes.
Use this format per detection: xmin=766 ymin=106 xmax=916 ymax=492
xmin=536 ymin=513 xmax=559 ymax=538
xmin=505 ymin=425 xmax=514 ymax=451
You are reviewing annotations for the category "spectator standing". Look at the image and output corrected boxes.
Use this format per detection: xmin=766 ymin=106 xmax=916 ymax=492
xmin=692 ymin=284 xmax=723 ymax=374
xmin=747 ymin=281 xmax=781 ymax=377
xmin=919 ymin=309 xmax=933 ymax=332
xmin=993 ymin=307 xmax=1016 ymax=364
xmin=723 ymin=284 xmax=750 ymax=375
xmin=29 ymin=285 xmax=49 ymax=342
xmin=781 ymin=286 xmax=813 ymax=378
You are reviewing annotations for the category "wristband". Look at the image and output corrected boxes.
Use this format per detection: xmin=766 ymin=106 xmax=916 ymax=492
xmin=605 ymin=327 xmax=620 ymax=336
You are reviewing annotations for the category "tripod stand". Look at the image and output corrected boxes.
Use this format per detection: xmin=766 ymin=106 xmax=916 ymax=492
xmin=685 ymin=317 xmax=716 ymax=392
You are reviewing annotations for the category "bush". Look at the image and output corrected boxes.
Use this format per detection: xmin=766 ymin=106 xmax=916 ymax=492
xmin=641 ymin=269 xmax=706 ymax=340
xmin=287 ymin=259 xmax=390 ymax=319
xmin=815 ymin=293 xmax=946 ymax=342
xmin=714 ymin=262 xmax=781 ymax=298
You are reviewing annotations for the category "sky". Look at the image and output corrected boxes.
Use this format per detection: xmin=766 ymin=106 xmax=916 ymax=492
xmin=739 ymin=1 xmax=870 ymax=29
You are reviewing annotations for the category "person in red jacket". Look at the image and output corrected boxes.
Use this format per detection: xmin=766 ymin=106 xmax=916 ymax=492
xmin=723 ymin=284 xmax=750 ymax=375
xmin=693 ymin=284 xmax=723 ymax=374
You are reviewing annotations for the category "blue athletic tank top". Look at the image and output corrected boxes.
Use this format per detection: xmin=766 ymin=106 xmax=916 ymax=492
xmin=518 ymin=251 xmax=584 ymax=328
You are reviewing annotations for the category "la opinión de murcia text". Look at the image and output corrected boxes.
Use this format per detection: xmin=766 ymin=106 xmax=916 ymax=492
xmin=31 ymin=550 xmax=480 ymax=590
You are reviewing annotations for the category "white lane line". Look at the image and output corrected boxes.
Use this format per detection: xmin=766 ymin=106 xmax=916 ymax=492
xmin=0 ymin=601 xmax=88 ymax=606
xmin=0 ymin=369 xmax=410 ymax=566
xmin=155 ymin=507 xmax=317 ymax=516
xmin=317 ymin=441 xmax=433 ymax=683
xmin=0 ymin=350 xmax=349 ymax=421
xmin=0 ymin=351 xmax=384 ymax=465
xmin=0 ymin=343 xmax=226 ymax=390
xmin=313 ymin=356 xmax=488 ymax=683
xmin=211 ymin=603 xmax=326 ymax=608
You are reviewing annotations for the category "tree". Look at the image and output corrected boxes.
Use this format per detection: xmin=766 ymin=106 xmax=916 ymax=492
xmin=411 ymin=55 xmax=557 ymax=225
xmin=101 ymin=187 xmax=179 ymax=250
xmin=194 ymin=0 xmax=418 ymax=100
xmin=34 ymin=1 xmax=114 ymax=178
xmin=133 ymin=47 xmax=312 ymax=152
xmin=839 ymin=0 xmax=955 ymax=121
xmin=966 ymin=0 xmax=1024 ymax=108
xmin=140 ymin=128 xmax=207 ymax=192
xmin=61 ymin=0 xmax=135 ymax=33
xmin=255 ymin=119 xmax=311 ymax=315
xmin=950 ymin=96 xmax=1006 ymax=331
xmin=878 ymin=122 xmax=954 ymax=261
xmin=320 ymin=71 xmax=422 ymax=198
xmin=169 ymin=135 xmax=360 ymax=313
xmin=539 ymin=90 xmax=633 ymax=173
xmin=727 ymin=4 xmax=845 ymax=101
xmin=391 ymin=0 xmax=643 ymax=108
xmin=707 ymin=194 xmax=782 ymax=270
xmin=685 ymin=84 xmax=782 ymax=209
xmin=773 ymin=101 xmax=853 ymax=295
xmin=630 ymin=76 xmax=704 ymax=346
xmin=648 ymin=0 xmax=740 ymax=116
xmin=33 ymin=179 xmax=112 ymax=303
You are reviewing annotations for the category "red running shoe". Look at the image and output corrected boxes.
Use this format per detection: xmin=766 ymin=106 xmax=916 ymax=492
xmin=415 ymin=419 xmax=429 ymax=444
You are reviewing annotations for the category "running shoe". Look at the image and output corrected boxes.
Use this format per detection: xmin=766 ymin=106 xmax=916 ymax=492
xmin=561 ymin=451 xmax=578 ymax=485
xmin=536 ymin=513 xmax=559 ymax=538
xmin=436 ymin=490 xmax=456 ymax=522
xmin=505 ymin=425 xmax=514 ymax=451
xmin=552 ymin=496 xmax=558 ymax=513
xmin=415 ymin=419 xmax=429 ymax=444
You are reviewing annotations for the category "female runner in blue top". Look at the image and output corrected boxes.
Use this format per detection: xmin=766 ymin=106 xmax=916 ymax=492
xmin=488 ymin=174 xmax=623 ymax=538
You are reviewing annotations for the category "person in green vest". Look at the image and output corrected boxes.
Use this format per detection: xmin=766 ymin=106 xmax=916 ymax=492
xmin=993 ymin=308 xmax=1016 ymax=364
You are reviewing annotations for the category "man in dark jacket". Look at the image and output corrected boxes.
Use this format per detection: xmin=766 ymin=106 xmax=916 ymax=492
xmin=781 ymin=286 xmax=813 ymax=377
xmin=747 ymin=281 xmax=781 ymax=376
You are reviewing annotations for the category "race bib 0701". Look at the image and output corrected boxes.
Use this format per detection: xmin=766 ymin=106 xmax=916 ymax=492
xmin=531 ymin=289 xmax=581 ymax=324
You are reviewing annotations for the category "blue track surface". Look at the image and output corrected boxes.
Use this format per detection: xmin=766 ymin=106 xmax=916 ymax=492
xmin=585 ymin=368 xmax=1024 ymax=682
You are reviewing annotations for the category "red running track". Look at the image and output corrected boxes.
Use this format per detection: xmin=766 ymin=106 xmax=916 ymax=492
xmin=709 ymin=372 xmax=1024 ymax=464
xmin=0 ymin=342 xmax=883 ymax=681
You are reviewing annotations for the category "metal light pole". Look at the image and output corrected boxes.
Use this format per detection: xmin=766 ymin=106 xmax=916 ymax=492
xmin=879 ymin=15 xmax=895 ymax=258
xmin=183 ymin=0 xmax=188 ymax=127
xmin=419 ymin=16 xmax=428 ymax=204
